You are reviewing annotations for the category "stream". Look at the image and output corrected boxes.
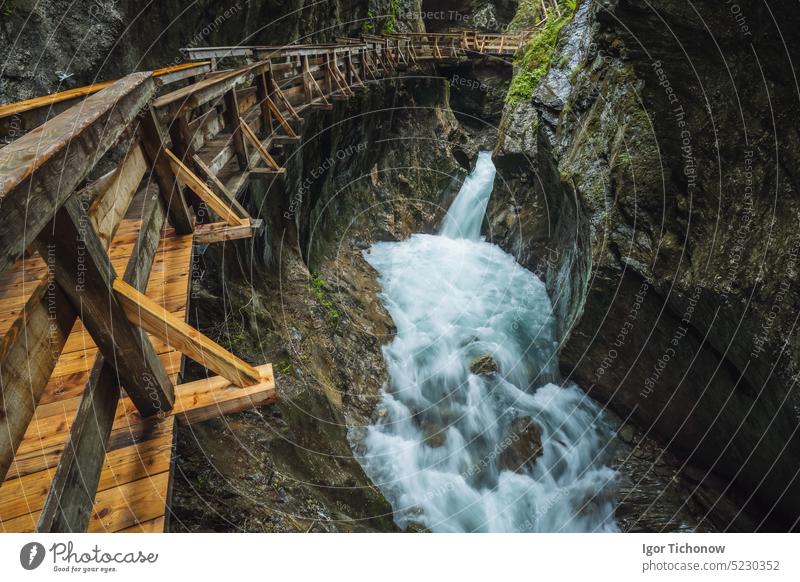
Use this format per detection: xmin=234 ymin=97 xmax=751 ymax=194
xmin=360 ymin=152 xmax=619 ymax=532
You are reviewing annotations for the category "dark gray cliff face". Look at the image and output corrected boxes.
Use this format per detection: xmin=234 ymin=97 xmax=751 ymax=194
xmin=420 ymin=0 xmax=519 ymax=32
xmin=0 ymin=0 xmax=425 ymax=102
xmin=494 ymin=0 xmax=800 ymax=530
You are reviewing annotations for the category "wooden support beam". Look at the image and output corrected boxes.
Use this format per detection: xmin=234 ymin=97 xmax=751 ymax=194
xmin=35 ymin=196 xmax=175 ymax=418
xmin=112 ymin=279 xmax=262 ymax=387
xmin=222 ymin=89 xmax=249 ymax=170
xmin=272 ymin=135 xmax=302 ymax=145
xmin=171 ymin=364 xmax=275 ymax=426
xmin=191 ymin=154 xmax=250 ymax=219
xmin=36 ymin=192 xmax=168 ymax=533
xmin=249 ymin=167 xmax=287 ymax=177
xmin=363 ymin=52 xmax=378 ymax=80
xmin=86 ymin=143 xmax=148 ymax=249
xmin=266 ymin=97 xmax=299 ymax=138
xmin=193 ymin=218 xmax=264 ymax=245
xmin=238 ymin=116 xmax=284 ymax=173
xmin=163 ymin=112 xmax=206 ymax=218
xmin=165 ymin=148 xmax=245 ymax=227
xmin=348 ymin=53 xmax=365 ymax=88
xmin=270 ymin=80 xmax=302 ymax=124
xmin=326 ymin=60 xmax=354 ymax=98
xmin=138 ymin=109 xmax=194 ymax=234
xmin=0 ymin=73 xmax=155 ymax=277
xmin=302 ymin=56 xmax=332 ymax=108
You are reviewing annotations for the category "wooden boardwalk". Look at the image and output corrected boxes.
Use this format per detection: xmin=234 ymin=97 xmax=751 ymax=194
xmin=0 ymin=29 xmax=531 ymax=533
xmin=0 ymin=193 xmax=275 ymax=532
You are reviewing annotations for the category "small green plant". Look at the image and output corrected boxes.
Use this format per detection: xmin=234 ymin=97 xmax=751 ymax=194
xmin=1 ymin=0 xmax=16 ymax=17
xmin=277 ymin=359 xmax=294 ymax=375
xmin=309 ymin=274 xmax=341 ymax=324
xmin=362 ymin=8 xmax=376 ymax=33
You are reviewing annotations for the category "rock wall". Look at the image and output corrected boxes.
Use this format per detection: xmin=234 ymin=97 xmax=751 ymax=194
xmin=0 ymin=0 xmax=425 ymax=103
xmin=495 ymin=0 xmax=800 ymax=530
xmin=420 ymin=0 xmax=519 ymax=31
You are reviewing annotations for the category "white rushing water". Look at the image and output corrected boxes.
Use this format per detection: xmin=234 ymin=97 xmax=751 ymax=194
xmin=360 ymin=152 xmax=619 ymax=532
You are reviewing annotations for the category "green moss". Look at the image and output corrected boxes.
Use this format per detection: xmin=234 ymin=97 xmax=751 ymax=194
xmin=506 ymin=0 xmax=578 ymax=105
xmin=383 ymin=0 xmax=400 ymax=34
xmin=1 ymin=0 xmax=15 ymax=17
xmin=362 ymin=8 xmax=375 ymax=33
xmin=309 ymin=274 xmax=341 ymax=324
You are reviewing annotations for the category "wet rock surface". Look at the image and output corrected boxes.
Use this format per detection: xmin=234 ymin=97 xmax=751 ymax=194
xmin=498 ymin=416 xmax=544 ymax=473
xmin=469 ymin=354 xmax=499 ymax=375
xmin=0 ymin=0 xmax=420 ymax=103
xmin=494 ymin=0 xmax=800 ymax=530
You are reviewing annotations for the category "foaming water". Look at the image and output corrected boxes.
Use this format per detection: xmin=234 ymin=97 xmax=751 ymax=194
xmin=360 ymin=152 xmax=618 ymax=532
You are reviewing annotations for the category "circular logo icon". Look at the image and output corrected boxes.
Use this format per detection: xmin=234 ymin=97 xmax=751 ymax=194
xmin=20 ymin=542 xmax=46 ymax=570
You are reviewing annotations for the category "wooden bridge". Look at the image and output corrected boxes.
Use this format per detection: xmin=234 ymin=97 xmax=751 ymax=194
xmin=0 ymin=30 xmax=527 ymax=533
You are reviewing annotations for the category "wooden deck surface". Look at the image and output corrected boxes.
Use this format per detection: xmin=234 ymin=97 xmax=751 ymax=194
xmin=0 ymin=192 xmax=276 ymax=533
xmin=0 ymin=192 xmax=187 ymax=532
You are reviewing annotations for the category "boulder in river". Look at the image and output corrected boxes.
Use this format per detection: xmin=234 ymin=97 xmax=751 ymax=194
xmin=499 ymin=416 xmax=544 ymax=473
xmin=469 ymin=354 xmax=499 ymax=375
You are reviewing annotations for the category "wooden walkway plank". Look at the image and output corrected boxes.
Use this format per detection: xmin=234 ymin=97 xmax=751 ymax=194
xmin=37 ymin=193 xmax=169 ymax=532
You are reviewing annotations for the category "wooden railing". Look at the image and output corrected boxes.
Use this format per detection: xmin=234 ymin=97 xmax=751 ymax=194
xmin=390 ymin=31 xmax=531 ymax=58
xmin=0 ymin=30 xmax=526 ymax=533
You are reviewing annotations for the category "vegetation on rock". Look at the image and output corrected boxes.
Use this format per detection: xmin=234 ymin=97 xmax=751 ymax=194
xmin=309 ymin=274 xmax=341 ymax=324
xmin=506 ymin=0 xmax=577 ymax=105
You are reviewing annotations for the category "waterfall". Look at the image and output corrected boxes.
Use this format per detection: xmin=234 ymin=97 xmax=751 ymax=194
xmin=439 ymin=152 xmax=497 ymax=240
xmin=360 ymin=152 xmax=618 ymax=532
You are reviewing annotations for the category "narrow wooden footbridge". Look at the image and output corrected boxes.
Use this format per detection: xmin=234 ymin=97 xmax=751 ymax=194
xmin=0 ymin=30 xmax=526 ymax=533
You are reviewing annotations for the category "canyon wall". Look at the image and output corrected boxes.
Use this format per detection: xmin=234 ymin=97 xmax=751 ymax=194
xmin=493 ymin=0 xmax=800 ymax=530
xmin=0 ymin=0 xmax=423 ymax=102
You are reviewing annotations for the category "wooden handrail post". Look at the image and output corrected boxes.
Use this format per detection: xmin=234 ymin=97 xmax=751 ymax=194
xmin=302 ymin=55 xmax=313 ymax=103
xmin=256 ymin=70 xmax=273 ymax=136
xmin=138 ymin=109 xmax=195 ymax=234
xmin=222 ymin=88 xmax=249 ymax=170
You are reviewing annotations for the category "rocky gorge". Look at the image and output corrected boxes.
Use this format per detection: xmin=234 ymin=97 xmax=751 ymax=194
xmin=2 ymin=0 xmax=798 ymax=532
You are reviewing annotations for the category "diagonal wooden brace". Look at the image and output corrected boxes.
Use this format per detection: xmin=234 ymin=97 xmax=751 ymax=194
xmin=165 ymin=148 xmax=246 ymax=227
xmin=35 ymin=196 xmax=174 ymax=417
xmin=113 ymin=279 xmax=261 ymax=388
xmin=238 ymin=116 xmax=285 ymax=173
